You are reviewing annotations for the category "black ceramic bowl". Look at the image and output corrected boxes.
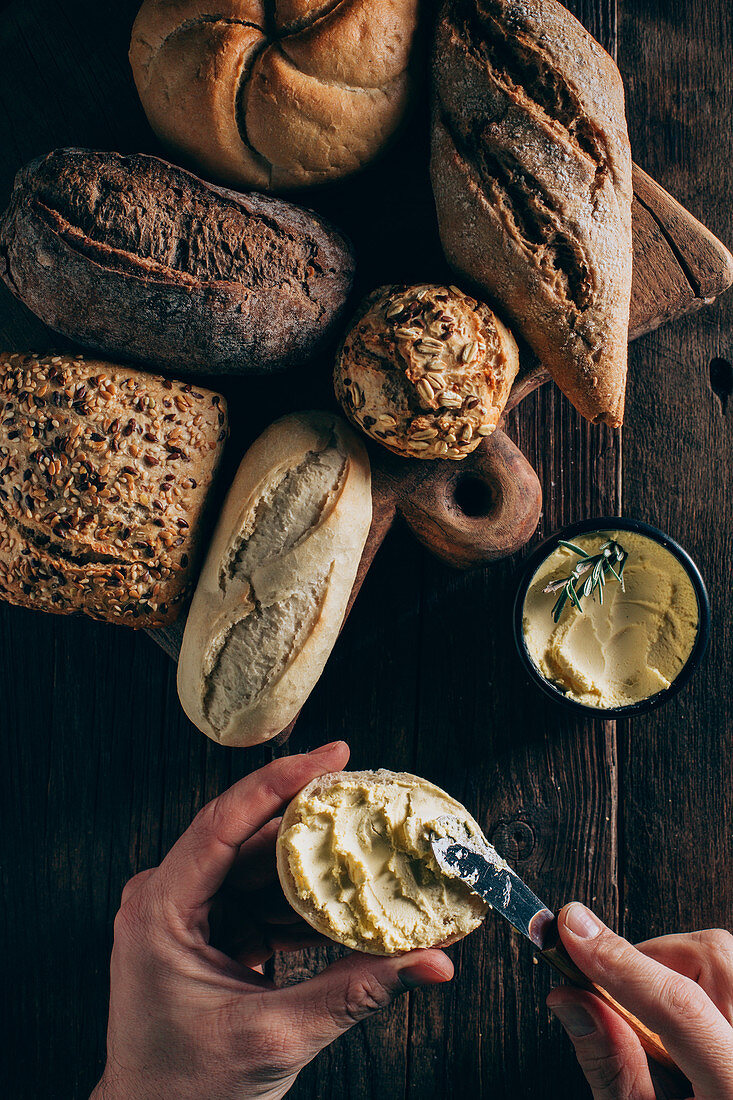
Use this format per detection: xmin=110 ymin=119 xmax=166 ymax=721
xmin=513 ymin=517 xmax=711 ymax=718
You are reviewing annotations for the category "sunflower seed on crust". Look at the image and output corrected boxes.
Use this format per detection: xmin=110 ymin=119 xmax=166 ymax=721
xmin=461 ymin=340 xmax=478 ymax=364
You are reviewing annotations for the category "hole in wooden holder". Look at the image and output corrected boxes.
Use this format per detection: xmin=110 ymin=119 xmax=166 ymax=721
xmin=453 ymin=475 xmax=497 ymax=518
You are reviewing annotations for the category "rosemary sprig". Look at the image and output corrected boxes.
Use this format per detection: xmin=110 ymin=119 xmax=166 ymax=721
xmin=543 ymin=539 xmax=628 ymax=623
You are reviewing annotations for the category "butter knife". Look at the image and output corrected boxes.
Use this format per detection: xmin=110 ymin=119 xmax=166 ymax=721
xmin=430 ymin=816 xmax=686 ymax=1086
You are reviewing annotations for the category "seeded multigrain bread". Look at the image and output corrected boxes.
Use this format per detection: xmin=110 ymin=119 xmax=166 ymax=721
xmin=0 ymin=353 xmax=227 ymax=627
xmin=431 ymin=0 xmax=633 ymax=427
xmin=335 ymin=284 xmax=519 ymax=459
xmin=177 ymin=412 xmax=371 ymax=746
xmin=0 ymin=149 xmax=355 ymax=376
xmin=129 ymin=0 xmax=420 ymax=191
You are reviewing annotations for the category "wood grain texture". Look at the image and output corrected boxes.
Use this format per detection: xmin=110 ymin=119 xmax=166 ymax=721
xmin=617 ymin=0 xmax=733 ymax=944
xmin=0 ymin=1 xmax=730 ymax=1099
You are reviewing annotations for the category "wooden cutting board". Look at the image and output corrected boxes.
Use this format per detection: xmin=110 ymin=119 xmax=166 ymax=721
xmin=149 ymin=163 xmax=733 ymax=662
xmin=0 ymin=0 xmax=727 ymax=664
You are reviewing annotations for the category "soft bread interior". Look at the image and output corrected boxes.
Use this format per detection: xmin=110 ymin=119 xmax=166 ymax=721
xmin=277 ymin=769 xmax=489 ymax=955
xmin=203 ymin=448 xmax=345 ymax=734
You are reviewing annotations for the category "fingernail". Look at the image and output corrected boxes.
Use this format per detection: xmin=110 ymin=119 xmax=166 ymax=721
xmin=564 ymin=903 xmax=603 ymax=939
xmin=550 ymin=1003 xmax=597 ymax=1038
xmin=309 ymin=741 xmax=347 ymax=756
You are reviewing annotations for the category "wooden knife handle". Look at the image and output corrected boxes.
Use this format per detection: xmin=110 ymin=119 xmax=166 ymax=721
xmin=539 ymin=925 xmax=689 ymax=1090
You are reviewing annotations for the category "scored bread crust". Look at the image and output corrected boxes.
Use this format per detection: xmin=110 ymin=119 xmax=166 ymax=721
xmin=129 ymin=0 xmax=420 ymax=190
xmin=431 ymin=0 xmax=633 ymax=427
xmin=276 ymin=768 xmax=489 ymax=955
xmin=177 ymin=412 xmax=371 ymax=746
xmin=0 ymin=149 xmax=355 ymax=378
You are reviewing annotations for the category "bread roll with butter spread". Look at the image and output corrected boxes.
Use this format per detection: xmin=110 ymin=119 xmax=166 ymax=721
xmin=277 ymin=770 xmax=489 ymax=954
xmin=177 ymin=412 xmax=371 ymax=746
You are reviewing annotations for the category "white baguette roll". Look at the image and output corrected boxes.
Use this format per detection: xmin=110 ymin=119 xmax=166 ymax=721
xmin=177 ymin=411 xmax=371 ymax=746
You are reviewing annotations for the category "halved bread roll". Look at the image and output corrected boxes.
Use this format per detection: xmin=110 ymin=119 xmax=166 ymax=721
xmin=277 ymin=769 xmax=489 ymax=955
xmin=177 ymin=412 xmax=371 ymax=746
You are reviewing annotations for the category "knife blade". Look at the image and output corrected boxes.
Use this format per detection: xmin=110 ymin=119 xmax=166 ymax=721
xmin=429 ymin=816 xmax=687 ymax=1090
xmin=430 ymin=815 xmax=555 ymax=948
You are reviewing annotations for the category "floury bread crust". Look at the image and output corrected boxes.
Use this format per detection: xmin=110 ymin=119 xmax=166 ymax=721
xmin=0 ymin=352 xmax=227 ymax=627
xmin=277 ymin=770 xmax=489 ymax=955
xmin=431 ymin=0 xmax=633 ymax=427
xmin=335 ymin=284 xmax=519 ymax=459
xmin=177 ymin=412 xmax=371 ymax=746
xmin=129 ymin=0 xmax=420 ymax=191
xmin=0 ymin=150 xmax=355 ymax=376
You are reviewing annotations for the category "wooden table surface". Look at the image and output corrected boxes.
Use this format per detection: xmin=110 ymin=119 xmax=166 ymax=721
xmin=0 ymin=1 xmax=731 ymax=1097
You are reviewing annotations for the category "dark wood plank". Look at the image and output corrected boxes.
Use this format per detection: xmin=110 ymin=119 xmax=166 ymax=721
xmin=617 ymin=0 xmax=733 ymax=941
xmin=0 ymin=1 xmax=730 ymax=1099
xmin=271 ymin=525 xmax=423 ymax=1100
xmin=271 ymin=8 xmax=621 ymax=1094
xmin=397 ymin=2 xmax=623 ymax=1096
xmin=0 ymin=6 xmax=426 ymax=1098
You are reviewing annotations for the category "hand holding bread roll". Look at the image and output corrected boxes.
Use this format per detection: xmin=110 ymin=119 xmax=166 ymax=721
xmin=177 ymin=412 xmax=371 ymax=746
xmin=431 ymin=0 xmax=633 ymax=427
xmin=277 ymin=769 xmax=489 ymax=954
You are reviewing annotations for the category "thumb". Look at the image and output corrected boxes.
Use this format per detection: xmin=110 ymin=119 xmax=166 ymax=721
xmin=279 ymin=949 xmax=453 ymax=1054
xmin=556 ymin=903 xmax=732 ymax=1099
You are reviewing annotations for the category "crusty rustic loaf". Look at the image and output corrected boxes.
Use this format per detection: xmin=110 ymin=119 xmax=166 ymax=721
xmin=277 ymin=769 xmax=488 ymax=955
xmin=0 ymin=149 xmax=355 ymax=376
xmin=431 ymin=0 xmax=633 ymax=427
xmin=129 ymin=0 xmax=420 ymax=191
xmin=335 ymin=283 xmax=519 ymax=459
xmin=0 ymin=352 xmax=227 ymax=627
xmin=177 ymin=412 xmax=371 ymax=746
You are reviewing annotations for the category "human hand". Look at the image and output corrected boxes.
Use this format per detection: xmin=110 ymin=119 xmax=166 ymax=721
xmin=547 ymin=903 xmax=733 ymax=1099
xmin=90 ymin=742 xmax=453 ymax=1100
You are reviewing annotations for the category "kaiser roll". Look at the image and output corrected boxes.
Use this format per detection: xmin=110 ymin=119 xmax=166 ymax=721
xmin=130 ymin=0 xmax=421 ymax=191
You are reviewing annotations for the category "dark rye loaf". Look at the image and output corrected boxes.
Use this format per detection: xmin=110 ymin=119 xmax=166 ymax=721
xmin=0 ymin=149 xmax=355 ymax=376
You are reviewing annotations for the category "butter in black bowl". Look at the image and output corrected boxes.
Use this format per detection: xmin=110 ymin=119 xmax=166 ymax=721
xmin=513 ymin=517 xmax=710 ymax=717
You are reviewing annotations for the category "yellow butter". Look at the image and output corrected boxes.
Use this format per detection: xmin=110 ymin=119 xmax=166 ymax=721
xmin=279 ymin=772 xmax=488 ymax=954
xmin=522 ymin=531 xmax=699 ymax=709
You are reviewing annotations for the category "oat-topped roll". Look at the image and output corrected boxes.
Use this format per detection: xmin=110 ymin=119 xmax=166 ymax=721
xmin=334 ymin=284 xmax=519 ymax=460
xmin=0 ymin=353 xmax=227 ymax=627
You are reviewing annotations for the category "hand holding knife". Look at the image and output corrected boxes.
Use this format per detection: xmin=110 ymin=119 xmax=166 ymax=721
xmin=430 ymin=817 xmax=690 ymax=1094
